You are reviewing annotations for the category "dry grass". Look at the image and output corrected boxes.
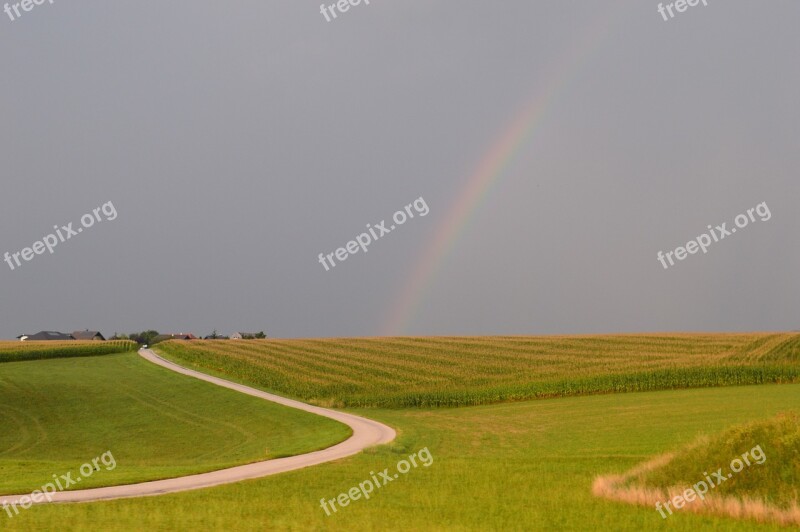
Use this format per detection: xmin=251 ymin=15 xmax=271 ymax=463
xmin=594 ymin=469 xmax=800 ymax=526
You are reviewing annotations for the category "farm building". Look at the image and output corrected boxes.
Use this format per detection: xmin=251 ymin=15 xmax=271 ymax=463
xmin=17 ymin=331 xmax=75 ymax=341
xmin=231 ymin=332 xmax=265 ymax=339
xmin=152 ymin=333 xmax=197 ymax=343
xmin=72 ymin=330 xmax=106 ymax=341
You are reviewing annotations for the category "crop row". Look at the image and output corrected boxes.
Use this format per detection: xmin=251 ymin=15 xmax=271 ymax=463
xmin=0 ymin=340 xmax=138 ymax=363
xmin=153 ymin=334 xmax=800 ymax=408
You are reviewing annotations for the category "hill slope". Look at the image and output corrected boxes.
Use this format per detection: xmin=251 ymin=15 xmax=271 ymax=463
xmin=594 ymin=412 xmax=800 ymax=526
xmin=0 ymin=353 xmax=350 ymax=493
xmin=154 ymin=333 xmax=800 ymax=407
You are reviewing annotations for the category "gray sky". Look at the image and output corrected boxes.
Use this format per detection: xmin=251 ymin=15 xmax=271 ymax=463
xmin=1 ymin=0 xmax=798 ymax=339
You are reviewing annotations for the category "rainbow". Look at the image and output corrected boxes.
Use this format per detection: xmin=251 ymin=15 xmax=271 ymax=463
xmin=382 ymin=6 xmax=624 ymax=335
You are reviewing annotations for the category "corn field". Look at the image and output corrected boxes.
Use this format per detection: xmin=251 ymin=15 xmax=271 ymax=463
xmin=0 ymin=340 xmax=138 ymax=363
xmin=154 ymin=334 xmax=800 ymax=408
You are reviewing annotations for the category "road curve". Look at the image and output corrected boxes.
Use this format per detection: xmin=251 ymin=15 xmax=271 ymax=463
xmin=1 ymin=349 xmax=396 ymax=505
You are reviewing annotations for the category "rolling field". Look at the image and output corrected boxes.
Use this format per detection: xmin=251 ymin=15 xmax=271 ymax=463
xmin=5 ymin=383 xmax=800 ymax=531
xmin=154 ymin=334 xmax=800 ymax=407
xmin=0 ymin=340 xmax=138 ymax=363
xmin=0 ymin=353 xmax=350 ymax=493
xmin=4 ymin=334 xmax=799 ymax=530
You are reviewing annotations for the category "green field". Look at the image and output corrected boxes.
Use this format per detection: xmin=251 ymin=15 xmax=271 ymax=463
xmin=5 ymin=383 xmax=799 ymax=531
xmin=3 ymin=334 xmax=799 ymax=531
xmin=154 ymin=334 xmax=800 ymax=407
xmin=0 ymin=353 xmax=350 ymax=493
xmin=0 ymin=340 xmax=138 ymax=363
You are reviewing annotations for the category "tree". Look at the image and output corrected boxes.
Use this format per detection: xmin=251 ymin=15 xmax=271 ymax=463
xmin=255 ymin=331 xmax=267 ymax=339
xmin=129 ymin=330 xmax=160 ymax=345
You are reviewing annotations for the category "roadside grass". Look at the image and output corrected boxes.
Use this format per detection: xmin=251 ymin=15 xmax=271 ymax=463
xmin=0 ymin=353 xmax=350 ymax=493
xmin=154 ymin=334 xmax=800 ymax=407
xmin=0 ymin=340 xmax=137 ymax=363
xmin=5 ymin=383 xmax=800 ymax=531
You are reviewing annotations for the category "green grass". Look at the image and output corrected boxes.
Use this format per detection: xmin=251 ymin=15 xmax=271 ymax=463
xmin=0 ymin=340 xmax=138 ymax=363
xmin=5 ymin=383 xmax=800 ymax=531
xmin=153 ymin=334 xmax=800 ymax=407
xmin=5 ymin=334 xmax=800 ymax=530
xmin=636 ymin=412 xmax=800 ymax=509
xmin=0 ymin=353 xmax=350 ymax=493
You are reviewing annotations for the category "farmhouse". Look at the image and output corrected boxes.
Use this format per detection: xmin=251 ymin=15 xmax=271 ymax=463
xmin=230 ymin=332 xmax=265 ymax=340
xmin=152 ymin=333 xmax=197 ymax=343
xmin=72 ymin=330 xmax=106 ymax=341
xmin=17 ymin=331 xmax=75 ymax=341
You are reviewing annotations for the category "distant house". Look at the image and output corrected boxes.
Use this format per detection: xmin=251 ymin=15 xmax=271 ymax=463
xmin=18 ymin=331 xmax=75 ymax=341
xmin=152 ymin=333 xmax=197 ymax=343
xmin=72 ymin=330 xmax=105 ymax=341
xmin=231 ymin=332 xmax=265 ymax=340
xmin=168 ymin=333 xmax=197 ymax=340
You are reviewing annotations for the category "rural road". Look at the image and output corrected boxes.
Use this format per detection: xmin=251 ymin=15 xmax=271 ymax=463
xmin=1 ymin=349 xmax=396 ymax=505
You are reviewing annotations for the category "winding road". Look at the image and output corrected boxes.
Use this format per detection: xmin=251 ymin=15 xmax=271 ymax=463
xmin=1 ymin=349 xmax=396 ymax=505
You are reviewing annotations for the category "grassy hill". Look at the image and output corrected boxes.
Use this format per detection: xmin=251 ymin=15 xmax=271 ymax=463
xmin=0 ymin=353 xmax=350 ymax=493
xmin=594 ymin=412 xmax=800 ymax=525
xmin=154 ymin=333 xmax=800 ymax=407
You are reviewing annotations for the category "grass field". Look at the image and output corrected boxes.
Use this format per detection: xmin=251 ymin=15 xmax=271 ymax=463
xmin=5 ymin=383 xmax=799 ymax=531
xmin=0 ymin=353 xmax=350 ymax=493
xmin=0 ymin=340 xmax=138 ymax=363
xmin=4 ymin=334 xmax=799 ymax=531
xmin=153 ymin=334 xmax=800 ymax=407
